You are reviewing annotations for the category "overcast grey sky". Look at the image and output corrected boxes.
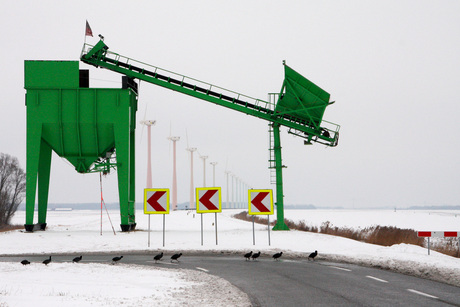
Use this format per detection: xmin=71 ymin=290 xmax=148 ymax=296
xmin=1 ymin=1 xmax=459 ymax=208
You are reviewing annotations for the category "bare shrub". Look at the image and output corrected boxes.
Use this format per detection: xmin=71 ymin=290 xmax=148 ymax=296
xmin=365 ymin=226 xmax=424 ymax=246
xmin=0 ymin=224 xmax=23 ymax=232
xmin=431 ymin=238 xmax=460 ymax=258
xmin=0 ymin=153 xmax=26 ymax=227
xmin=232 ymin=211 xmax=458 ymax=258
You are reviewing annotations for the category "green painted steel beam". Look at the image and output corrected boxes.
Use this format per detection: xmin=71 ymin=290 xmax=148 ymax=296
xmin=271 ymin=123 xmax=289 ymax=230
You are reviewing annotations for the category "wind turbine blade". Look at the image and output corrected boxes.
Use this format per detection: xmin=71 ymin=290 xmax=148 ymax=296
xmin=168 ymin=121 xmax=172 ymax=155
xmin=139 ymin=100 xmax=148 ymax=144
xmin=186 ymin=128 xmax=190 ymax=148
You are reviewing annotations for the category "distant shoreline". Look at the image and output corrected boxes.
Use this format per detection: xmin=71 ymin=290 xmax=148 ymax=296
xmin=16 ymin=203 xmax=460 ymax=211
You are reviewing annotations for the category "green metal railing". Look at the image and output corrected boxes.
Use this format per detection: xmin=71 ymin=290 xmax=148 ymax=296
xmin=81 ymin=41 xmax=339 ymax=147
xmin=80 ymin=39 xmax=340 ymax=231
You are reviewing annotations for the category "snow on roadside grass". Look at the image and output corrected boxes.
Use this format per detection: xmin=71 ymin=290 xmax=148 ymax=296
xmin=0 ymin=262 xmax=251 ymax=307
xmin=2 ymin=208 xmax=460 ymax=300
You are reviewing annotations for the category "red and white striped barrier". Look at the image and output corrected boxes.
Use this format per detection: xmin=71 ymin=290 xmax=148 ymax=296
xmin=417 ymin=231 xmax=459 ymax=238
xmin=417 ymin=231 xmax=460 ymax=255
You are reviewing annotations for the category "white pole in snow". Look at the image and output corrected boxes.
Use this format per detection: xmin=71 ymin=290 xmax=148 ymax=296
xmin=268 ymin=215 xmax=271 ymax=246
xmin=253 ymin=215 xmax=255 ymax=245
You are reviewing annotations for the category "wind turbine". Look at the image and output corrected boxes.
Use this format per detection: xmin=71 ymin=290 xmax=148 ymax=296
xmin=200 ymin=155 xmax=208 ymax=187
xmin=140 ymin=119 xmax=156 ymax=246
xmin=139 ymin=120 xmax=156 ymax=188
xmin=231 ymin=173 xmax=235 ymax=209
xmin=185 ymin=130 xmax=197 ymax=210
xmin=225 ymin=170 xmax=231 ymax=209
xmin=210 ymin=162 xmax=218 ymax=187
xmin=167 ymin=136 xmax=180 ymax=210
xmin=186 ymin=147 xmax=197 ymax=209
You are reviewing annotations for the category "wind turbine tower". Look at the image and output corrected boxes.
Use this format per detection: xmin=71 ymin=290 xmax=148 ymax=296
xmin=140 ymin=120 xmax=156 ymax=188
xmin=168 ymin=136 xmax=180 ymax=210
xmin=210 ymin=162 xmax=218 ymax=187
xmin=225 ymin=170 xmax=231 ymax=209
xmin=186 ymin=147 xmax=197 ymax=209
xmin=200 ymin=155 xmax=208 ymax=187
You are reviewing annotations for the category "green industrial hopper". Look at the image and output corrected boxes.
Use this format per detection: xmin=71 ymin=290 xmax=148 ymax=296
xmin=24 ymin=60 xmax=138 ymax=231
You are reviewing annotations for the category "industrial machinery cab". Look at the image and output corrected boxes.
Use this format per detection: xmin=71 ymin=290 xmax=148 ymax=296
xmin=24 ymin=60 xmax=138 ymax=232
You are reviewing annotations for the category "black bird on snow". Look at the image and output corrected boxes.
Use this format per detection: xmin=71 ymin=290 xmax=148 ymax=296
xmin=21 ymin=260 xmax=30 ymax=265
xmin=171 ymin=253 xmax=182 ymax=262
xmin=308 ymin=250 xmax=318 ymax=261
xmin=112 ymin=256 xmax=123 ymax=264
xmin=251 ymin=251 xmax=261 ymax=261
xmin=43 ymin=256 xmax=52 ymax=265
xmin=244 ymin=251 xmax=253 ymax=261
xmin=154 ymin=252 xmax=163 ymax=263
xmin=73 ymin=256 xmax=83 ymax=263
xmin=272 ymin=252 xmax=283 ymax=261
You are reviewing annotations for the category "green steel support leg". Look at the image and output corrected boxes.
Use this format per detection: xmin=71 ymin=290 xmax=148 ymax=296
xmin=128 ymin=125 xmax=136 ymax=227
xmin=25 ymin=124 xmax=42 ymax=230
xmin=115 ymin=122 xmax=134 ymax=231
xmin=37 ymin=140 xmax=52 ymax=227
xmin=272 ymin=123 xmax=289 ymax=230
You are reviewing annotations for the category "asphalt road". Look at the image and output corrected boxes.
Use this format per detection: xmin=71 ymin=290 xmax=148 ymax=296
xmin=2 ymin=253 xmax=460 ymax=306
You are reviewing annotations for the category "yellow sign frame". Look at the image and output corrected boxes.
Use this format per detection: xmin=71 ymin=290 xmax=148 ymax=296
xmin=248 ymin=189 xmax=274 ymax=215
xmin=196 ymin=187 xmax=222 ymax=213
xmin=144 ymin=188 xmax=170 ymax=214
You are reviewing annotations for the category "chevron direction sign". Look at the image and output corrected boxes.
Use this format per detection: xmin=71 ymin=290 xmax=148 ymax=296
xmin=248 ymin=189 xmax=274 ymax=215
xmin=144 ymin=188 xmax=170 ymax=214
xmin=196 ymin=187 xmax=222 ymax=213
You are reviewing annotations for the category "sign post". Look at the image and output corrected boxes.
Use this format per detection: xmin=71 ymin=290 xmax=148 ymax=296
xmin=144 ymin=188 xmax=170 ymax=247
xmin=417 ymin=231 xmax=459 ymax=255
xmin=196 ymin=187 xmax=222 ymax=245
xmin=248 ymin=189 xmax=274 ymax=246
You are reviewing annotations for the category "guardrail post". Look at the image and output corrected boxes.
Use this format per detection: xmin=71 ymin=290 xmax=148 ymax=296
xmin=427 ymin=237 xmax=430 ymax=255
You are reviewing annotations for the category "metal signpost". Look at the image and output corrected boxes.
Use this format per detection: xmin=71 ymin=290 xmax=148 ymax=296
xmin=248 ymin=189 xmax=274 ymax=245
xmin=417 ymin=231 xmax=459 ymax=255
xmin=196 ymin=187 xmax=222 ymax=245
xmin=144 ymin=188 xmax=170 ymax=247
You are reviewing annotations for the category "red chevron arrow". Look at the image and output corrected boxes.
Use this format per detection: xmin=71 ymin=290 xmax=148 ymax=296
xmin=147 ymin=191 xmax=166 ymax=212
xmin=251 ymin=192 xmax=270 ymax=212
xmin=199 ymin=189 xmax=219 ymax=210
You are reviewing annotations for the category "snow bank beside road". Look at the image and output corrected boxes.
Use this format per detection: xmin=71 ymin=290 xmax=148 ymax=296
xmin=1 ymin=208 xmax=459 ymax=306
xmin=0 ymin=262 xmax=251 ymax=307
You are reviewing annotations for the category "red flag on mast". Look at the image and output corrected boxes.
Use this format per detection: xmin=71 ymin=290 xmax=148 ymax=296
xmin=85 ymin=20 xmax=93 ymax=37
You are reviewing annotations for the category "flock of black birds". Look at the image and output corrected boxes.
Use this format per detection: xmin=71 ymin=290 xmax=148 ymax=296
xmin=19 ymin=250 xmax=318 ymax=265
xmin=244 ymin=250 xmax=318 ymax=261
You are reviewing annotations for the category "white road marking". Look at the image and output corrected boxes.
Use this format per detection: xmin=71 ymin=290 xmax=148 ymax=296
xmin=146 ymin=260 xmax=178 ymax=266
xmin=329 ymin=266 xmax=352 ymax=272
xmin=366 ymin=275 xmax=388 ymax=283
xmin=196 ymin=267 xmax=209 ymax=272
xmin=407 ymin=289 xmax=439 ymax=299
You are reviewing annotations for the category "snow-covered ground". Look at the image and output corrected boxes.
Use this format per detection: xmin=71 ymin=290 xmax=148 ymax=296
xmin=1 ymin=209 xmax=459 ymax=306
